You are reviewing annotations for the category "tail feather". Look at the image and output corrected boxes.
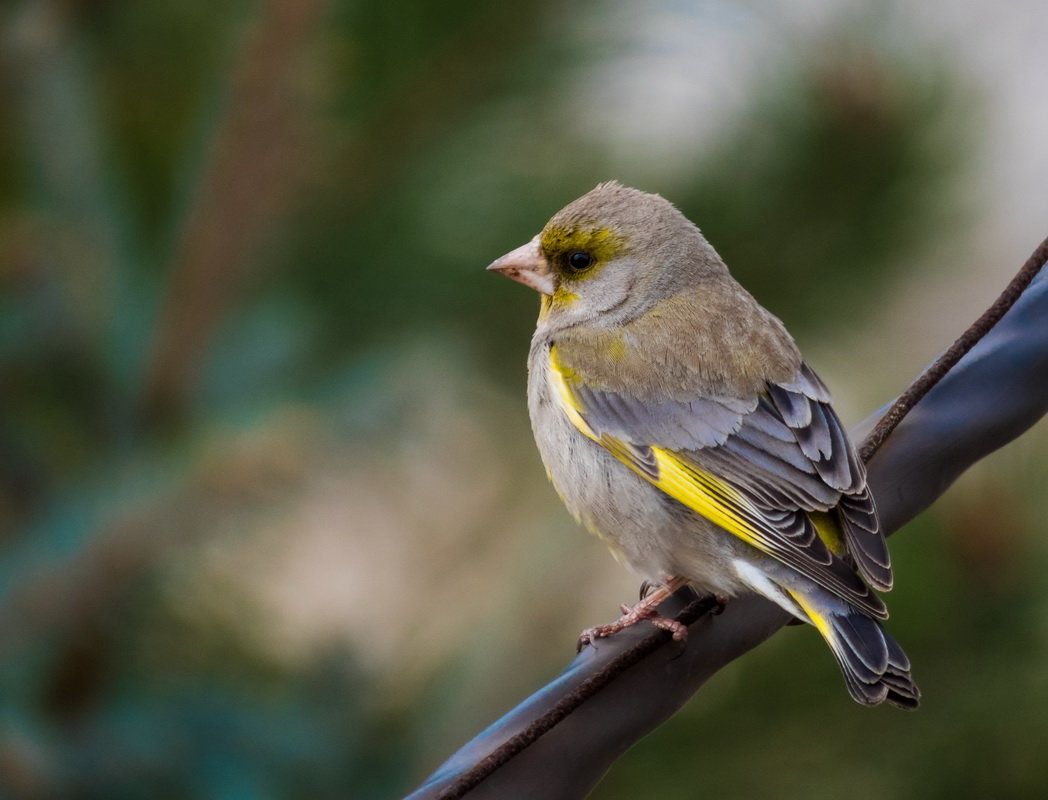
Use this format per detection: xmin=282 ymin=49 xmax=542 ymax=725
xmin=786 ymin=588 xmax=920 ymax=710
xmin=884 ymin=631 xmax=912 ymax=671
xmin=880 ymin=635 xmax=920 ymax=710
xmin=827 ymin=611 xmax=920 ymax=710
xmin=832 ymin=611 xmax=888 ymax=677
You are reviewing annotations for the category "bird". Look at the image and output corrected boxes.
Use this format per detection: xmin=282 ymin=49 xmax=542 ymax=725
xmin=486 ymin=181 xmax=919 ymax=709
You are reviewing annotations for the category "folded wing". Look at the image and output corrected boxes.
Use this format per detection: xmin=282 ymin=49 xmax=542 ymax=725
xmin=550 ymin=347 xmax=893 ymax=615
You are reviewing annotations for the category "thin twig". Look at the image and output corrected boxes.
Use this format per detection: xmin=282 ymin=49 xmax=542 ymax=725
xmin=858 ymin=235 xmax=1048 ymax=462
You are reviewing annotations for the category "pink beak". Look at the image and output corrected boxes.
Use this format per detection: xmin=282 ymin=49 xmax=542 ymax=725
xmin=486 ymin=237 xmax=555 ymax=296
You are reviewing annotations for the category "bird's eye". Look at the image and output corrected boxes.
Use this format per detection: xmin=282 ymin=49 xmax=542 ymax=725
xmin=567 ymin=252 xmax=593 ymax=272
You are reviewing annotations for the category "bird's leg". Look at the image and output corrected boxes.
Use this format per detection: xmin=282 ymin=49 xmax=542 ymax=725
xmin=578 ymin=575 xmax=690 ymax=651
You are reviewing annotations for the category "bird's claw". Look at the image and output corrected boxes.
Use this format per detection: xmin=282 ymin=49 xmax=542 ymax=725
xmin=576 ymin=603 xmax=689 ymax=652
xmin=710 ymin=593 xmax=730 ymax=615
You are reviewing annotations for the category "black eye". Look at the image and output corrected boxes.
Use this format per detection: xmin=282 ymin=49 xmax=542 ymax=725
xmin=567 ymin=252 xmax=593 ymax=272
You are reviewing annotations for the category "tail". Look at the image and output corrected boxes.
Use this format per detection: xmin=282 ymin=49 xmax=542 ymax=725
xmin=790 ymin=591 xmax=920 ymax=710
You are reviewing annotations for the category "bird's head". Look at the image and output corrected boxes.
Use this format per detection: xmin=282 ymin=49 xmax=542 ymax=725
xmin=487 ymin=181 xmax=728 ymax=327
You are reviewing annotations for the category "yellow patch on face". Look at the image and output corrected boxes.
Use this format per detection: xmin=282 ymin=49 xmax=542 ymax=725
xmin=551 ymin=287 xmax=579 ymax=307
xmin=539 ymin=224 xmax=627 ymax=282
xmin=539 ymin=294 xmax=552 ymax=319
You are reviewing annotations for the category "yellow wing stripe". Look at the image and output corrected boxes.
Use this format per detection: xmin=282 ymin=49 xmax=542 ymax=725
xmin=787 ymin=590 xmax=833 ymax=640
xmin=549 ymin=346 xmax=777 ymax=559
xmin=648 ymin=449 xmax=766 ymax=551
xmin=549 ymin=345 xmax=593 ymax=435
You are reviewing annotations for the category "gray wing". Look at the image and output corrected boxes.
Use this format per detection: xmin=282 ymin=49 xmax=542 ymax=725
xmin=571 ymin=363 xmax=892 ymax=595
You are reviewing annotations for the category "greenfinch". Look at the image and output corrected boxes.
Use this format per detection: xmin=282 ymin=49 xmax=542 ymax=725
xmin=488 ymin=181 xmax=918 ymax=709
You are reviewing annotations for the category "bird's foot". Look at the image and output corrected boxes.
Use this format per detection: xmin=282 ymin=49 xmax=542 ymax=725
xmin=577 ymin=605 xmax=688 ymax=650
xmin=578 ymin=576 xmax=689 ymax=651
xmin=710 ymin=593 xmax=730 ymax=615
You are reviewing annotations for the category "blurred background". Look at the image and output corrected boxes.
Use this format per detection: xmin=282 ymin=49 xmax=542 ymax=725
xmin=1 ymin=0 xmax=1047 ymax=797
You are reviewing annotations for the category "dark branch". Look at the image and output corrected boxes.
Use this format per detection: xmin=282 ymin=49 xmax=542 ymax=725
xmin=434 ymin=595 xmax=717 ymax=800
xmin=858 ymin=234 xmax=1048 ymax=462
xmin=407 ymin=242 xmax=1048 ymax=800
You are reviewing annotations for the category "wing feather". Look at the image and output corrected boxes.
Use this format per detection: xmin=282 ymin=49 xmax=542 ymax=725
xmin=550 ymin=345 xmax=894 ymax=607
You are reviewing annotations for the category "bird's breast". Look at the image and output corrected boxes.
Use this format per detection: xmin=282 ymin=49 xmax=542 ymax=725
xmin=525 ymin=336 xmax=738 ymax=587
